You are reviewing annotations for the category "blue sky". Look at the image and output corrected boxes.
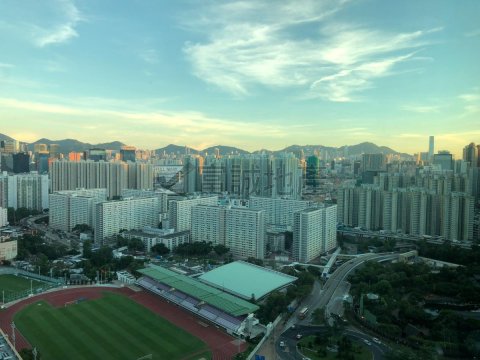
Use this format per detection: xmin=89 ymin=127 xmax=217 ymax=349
xmin=0 ymin=0 xmax=479 ymax=155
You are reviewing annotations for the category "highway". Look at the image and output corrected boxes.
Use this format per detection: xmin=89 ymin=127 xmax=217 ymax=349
xmin=21 ymin=213 xmax=72 ymax=247
xmin=278 ymin=253 xmax=398 ymax=359
xmin=276 ymin=325 xmax=389 ymax=360
xmin=338 ymin=227 xmax=473 ymax=249
xmin=285 ymin=253 xmax=397 ymax=330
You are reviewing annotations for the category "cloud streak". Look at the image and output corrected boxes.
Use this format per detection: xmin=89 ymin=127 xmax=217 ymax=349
xmin=183 ymin=0 xmax=440 ymax=101
xmin=31 ymin=0 xmax=84 ymax=47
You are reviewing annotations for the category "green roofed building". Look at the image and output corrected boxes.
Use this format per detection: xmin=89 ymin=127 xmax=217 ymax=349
xmin=199 ymin=261 xmax=297 ymax=300
xmin=137 ymin=265 xmax=259 ymax=316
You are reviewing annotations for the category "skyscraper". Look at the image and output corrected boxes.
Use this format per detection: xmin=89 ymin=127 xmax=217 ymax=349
xmin=429 ymin=136 xmax=435 ymax=161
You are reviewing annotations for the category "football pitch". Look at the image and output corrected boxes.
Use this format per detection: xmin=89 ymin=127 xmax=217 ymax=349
xmin=14 ymin=292 xmax=211 ymax=360
xmin=0 ymin=274 xmax=44 ymax=294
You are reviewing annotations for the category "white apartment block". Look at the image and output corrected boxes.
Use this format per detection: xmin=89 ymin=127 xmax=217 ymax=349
xmin=94 ymin=197 xmax=162 ymax=245
xmin=121 ymin=189 xmax=168 ymax=213
xmin=0 ymin=237 xmax=17 ymax=261
xmin=124 ymin=228 xmax=190 ymax=252
xmin=191 ymin=204 xmax=226 ymax=245
xmin=0 ymin=207 xmax=7 ymax=227
xmin=50 ymin=160 xmax=153 ymax=199
xmin=293 ymin=205 xmax=337 ymax=263
xmin=0 ymin=172 xmax=49 ymax=211
xmin=168 ymin=196 xmax=218 ymax=232
xmin=225 ymin=208 xmax=265 ymax=259
xmin=49 ymin=189 xmax=108 ymax=232
xmin=249 ymin=196 xmax=315 ymax=228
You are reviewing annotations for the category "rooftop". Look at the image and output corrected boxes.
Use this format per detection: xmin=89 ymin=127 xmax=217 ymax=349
xmin=138 ymin=265 xmax=259 ymax=316
xmin=199 ymin=261 xmax=297 ymax=300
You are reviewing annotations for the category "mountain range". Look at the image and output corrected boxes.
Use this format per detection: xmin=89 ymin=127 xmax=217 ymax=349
xmin=0 ymin=133 xmax=410 ymax=157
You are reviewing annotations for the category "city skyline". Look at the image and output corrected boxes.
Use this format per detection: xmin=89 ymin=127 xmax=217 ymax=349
xmin=1 ymin=0 xmax=479 ymax=156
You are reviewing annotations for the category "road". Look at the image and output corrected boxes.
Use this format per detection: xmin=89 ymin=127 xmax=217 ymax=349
xmin=338 ymin=227 xmax=473 ymax=249
xmin=287 ymin=253 xmax=397 ymax=326
xmin=22 ymin=213 xmax=72 ymax=247
xmin=276 ymin=325 xmax=389 ymax=360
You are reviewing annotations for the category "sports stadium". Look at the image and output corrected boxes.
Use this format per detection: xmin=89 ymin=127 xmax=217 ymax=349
xmin=0 ymin=261 xmax=297 ymax=359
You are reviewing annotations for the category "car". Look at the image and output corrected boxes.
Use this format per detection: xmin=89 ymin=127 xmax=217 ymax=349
xmin=363 ymin=340 xmax=371 ymax=346
xmin=290 ymin=324 xmax=296 ymax=330
xmin=296 ymin=334 xmax=303 ymax=339
xmin=372 ymin=337 xmax=381 ymax=344
xmin=279 ymin=341 xmax=285 ymax=347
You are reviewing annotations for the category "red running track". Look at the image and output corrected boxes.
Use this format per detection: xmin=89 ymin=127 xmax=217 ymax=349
xmin=0 ymin=286 xmax=244 ymax=359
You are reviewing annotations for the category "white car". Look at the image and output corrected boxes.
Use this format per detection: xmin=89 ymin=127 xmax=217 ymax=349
xmin=363 ymin=340 xmax=371 ymax=346
xmin=372 ymin=337 xmax=381 ymax=344
xmin=280 ymin=341 xmax=285 ymax=347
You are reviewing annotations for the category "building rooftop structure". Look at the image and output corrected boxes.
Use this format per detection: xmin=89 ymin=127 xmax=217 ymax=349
xmin=137 ymin=265 xmax=258 ymax=316
xmin=199 ymin=260 xmax=297 ymax=300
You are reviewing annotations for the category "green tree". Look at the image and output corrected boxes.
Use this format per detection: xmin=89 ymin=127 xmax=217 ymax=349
xmin=213 ymin=244 xmax=229 ymax=256
xmin=151 ymin=243 xmax=170 ymax=256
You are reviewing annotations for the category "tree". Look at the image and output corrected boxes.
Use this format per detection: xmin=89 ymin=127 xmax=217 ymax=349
xmin=213 ymin=244 xmax=229 ymax=256
xmin=151 ymin=243 xmax=170 ymax=256
xmin=83 ymin=240 xmax=93 ymax=258
xmin=72 ymin=223 xmax=92 ymax=233
xmin=127 ymin=238 xmax=144 ymax=252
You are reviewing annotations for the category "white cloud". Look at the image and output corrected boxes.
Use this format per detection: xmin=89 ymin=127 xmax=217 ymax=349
xmin=402 ymin=104 xmax=441 ymax=114
xmin=32 ymin=0 xmax=84 ymax=47
xmin=183 ymin=0 xmax=439 ymax=101
xmin=139 ymin=49 xmax=159 ymax=64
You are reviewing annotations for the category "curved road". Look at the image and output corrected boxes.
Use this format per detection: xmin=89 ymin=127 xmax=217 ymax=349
xmin=277 ymin=325 xmax=389 ymax=360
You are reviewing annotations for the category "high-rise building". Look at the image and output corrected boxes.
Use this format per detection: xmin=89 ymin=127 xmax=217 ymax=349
xmin=202 ymin=155 xmax=224 ymax=193
xmin=49 ymin=189 xmax=108 ymax=232
xmin=3 ymin=172 xmax=49 ymax=211
xmin=168 ymin=195 xmax=218 ymax=231
xmin=12 ymin=152 xmax=30 ymax=173
xmin=249 ymin=196 xmax=315 ymax=228
xmin=225 ymin=207 xmax=265 ymax=259
xmin=182 ymin=155 xmax=203 ymax=194
xmin=50 ymin=160 xmax=153 ymax=198
xmin=0 ymin=207 xmax=7 ymax=227
xmin=94 ymin=196 xmax=162 ymax=245
xmin=305 ymin=155 xmax=320 ymax=190
xmin=433 ymin=152 xmax=454 ymax=171
xmin=49 ymin=144 xmax=60 ymax=159
xmin=36 ymin=152 xmax=49 ymax=174
xmin=84 ymin=148 xmax=107 ymax=162
xmin=191 ymin=204 xmax=226 ymax=245
xmin=429 ymin=135 xmax=435 ymax=161
xmin=68 ymin=152 xmax=83 ymax=161
xmin=120 ymin=146 xmax=136 ymax=162
xmin=293 ymin=205 xmax=337 ymax=263
xmin=463 ymin=143 xmax=478 ymax=168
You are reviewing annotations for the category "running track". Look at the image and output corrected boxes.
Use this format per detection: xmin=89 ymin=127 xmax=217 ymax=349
xmin=0 ymin=286 xmax=245 ymax=359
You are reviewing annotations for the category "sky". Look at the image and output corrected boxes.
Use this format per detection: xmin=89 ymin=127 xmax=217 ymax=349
xmin=0 ymin=0 xmax=479 ymax=156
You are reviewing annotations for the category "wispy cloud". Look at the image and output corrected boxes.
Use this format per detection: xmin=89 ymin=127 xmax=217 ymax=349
xmin=183 ymin=0 xmax=440 ymax=101
xmin=465 ymin=28 xmax=480 ymax=38
xmin=0 ymin=97 xmax=300 ymax=149
xmin=139 ymin=49 xmax=159 ymax=64
xmin=0 ymin=63 xmax=14 ymax=68
xmin=458 ymin=89 xmax=480 ymax=115
xmin=31 ymin=0 xmax=84 ymax=47
xmin=402 ymin=104 xmax=441 ymax=114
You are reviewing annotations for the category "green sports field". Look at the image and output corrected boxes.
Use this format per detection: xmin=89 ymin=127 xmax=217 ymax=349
xmin=14 ymin=293 xmax=211 ymax=360
xmin=0 ymin=274 xmax=44 ymax=294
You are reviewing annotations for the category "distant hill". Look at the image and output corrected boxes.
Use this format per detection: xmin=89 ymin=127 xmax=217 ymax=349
xmin=202 ymin=145 xmax=249 ymax=156
xmin=155 ymin=144 xmax=199 ymax=156
xmin=27 ymin=138 xmax=126 ymax=154
xmin=0 ymin=133 xmax=15 ymax=142
xmin=1 ymin=133 xmax=411 ymax=157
